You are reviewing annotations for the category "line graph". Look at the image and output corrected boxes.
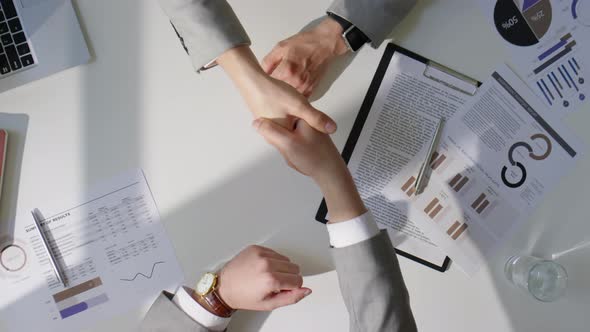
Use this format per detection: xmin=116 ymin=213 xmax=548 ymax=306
xmin=120 ymin=261 xmax=165 ymax=282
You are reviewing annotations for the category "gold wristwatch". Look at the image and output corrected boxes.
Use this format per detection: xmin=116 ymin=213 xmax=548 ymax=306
xmin=192 ymin=272 xmax=236 ymax=318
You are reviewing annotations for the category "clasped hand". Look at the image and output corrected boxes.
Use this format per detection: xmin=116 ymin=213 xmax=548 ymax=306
xmin=213 ymin=17 xmax=357 ymax=314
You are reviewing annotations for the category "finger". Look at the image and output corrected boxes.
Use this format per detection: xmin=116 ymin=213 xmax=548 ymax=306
xmin=252 ymin=118 xmax=294 ymax=151
xmin=264 ymin=288 xmax=312 ymax=310
xmin=268 ymin=259 xmax=300 ymax=274
xmin=301 ymin=79 xmax=318 ymax=99
xmin=259 ymin=249 xmax=291 ymax=262
xmin=273 ymin=272 xmax=303 ymax=290
xmin=261 ymin=48 xmax=283 ymax=75
xmin=292 ymin=104 xmax=337 ymax=134
xmin=272 ymin=61 xmax=306 ymax=90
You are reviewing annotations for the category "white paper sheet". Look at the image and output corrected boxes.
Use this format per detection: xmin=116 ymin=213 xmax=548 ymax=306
xmin=478 ymin=0 xmax=589 ymax=114
xmin=345 ymin=51 xmax=475 ymax=268
xmin=383 ymin=64 xmax=583 ymax=275
xmin=0 ymin=169 xmax=183 ymax=331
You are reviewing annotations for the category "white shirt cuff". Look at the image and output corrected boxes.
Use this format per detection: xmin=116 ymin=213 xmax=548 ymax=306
xmin=201 ymin=58 xmax=218 ymax=71
xmin=326 ymin=211 xmax=380 ymax=248
xmin=172 ymin=286 xmax=231 ymax=331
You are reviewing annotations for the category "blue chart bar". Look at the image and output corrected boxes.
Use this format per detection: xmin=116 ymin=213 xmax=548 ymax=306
xmin=537 ymin=81 xmax=552 ymax=105
xmin=558 ymin=66 xmax=572 ymax=89
xmin=59 ymin=293 xmax=109 ymax=319
xmin=541 ymin=79 xmax=554 ymax=100
xmin=538 ymin=33 xmax=573 ymax=61
xmin=562 ymin=65 xmax=579 ymax=91
xmin=534 ymin=41 xmax=577 ymax=74
xmin=551 ymin=71 xmax=563 ymax=90
xmin=60 ymin=302 xmax=88 ymax=319
xmin=572 ymin=57 xmax=581 ymax=70
xmin=539 ymin=40 xmax=567 ymax=61
xmin=569 ymin=60 xmax=579 ymax=75
xmin=548 ymin=74 xmax=563 ymax=98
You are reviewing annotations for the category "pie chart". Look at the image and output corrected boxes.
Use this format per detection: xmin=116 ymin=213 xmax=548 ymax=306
xmin=494 ymin=0 xmax=553 ymax=46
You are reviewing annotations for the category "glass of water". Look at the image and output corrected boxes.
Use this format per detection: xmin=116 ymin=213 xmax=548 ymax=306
xmin=504 ymin=255 xmax=567 ymax=302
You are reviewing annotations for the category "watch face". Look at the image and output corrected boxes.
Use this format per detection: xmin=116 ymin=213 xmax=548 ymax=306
xmin=345 ymin=32 xmax=364 ymax=52
xmin=196 ymin=273 xmax=216 ymax=296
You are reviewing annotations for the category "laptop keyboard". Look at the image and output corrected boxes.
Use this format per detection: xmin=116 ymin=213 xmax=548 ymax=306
xmin=0 ymin=0 xmax=36 ymax=77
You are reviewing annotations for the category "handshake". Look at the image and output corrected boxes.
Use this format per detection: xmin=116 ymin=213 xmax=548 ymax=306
xmin=206 ymin=18 xmax=367 ymax=313
xmin=217 ymin=17 xmax=355 ymax=204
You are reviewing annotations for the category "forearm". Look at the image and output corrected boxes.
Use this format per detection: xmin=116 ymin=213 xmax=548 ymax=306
xmin=217 ymin=46 xmax=265 ymax=89
xmin=314 ymin=162 xmax=367 ymax=223
xmin=332 ymin=231 xmax=417 ymax=332
xmin=217 ymin=46 xmax=292 ymax=128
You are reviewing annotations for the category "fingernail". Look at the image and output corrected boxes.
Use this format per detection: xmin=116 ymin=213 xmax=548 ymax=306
xmin=325 ymin=121 xmax=336 ymax=133
xmin=252 ymin=119 xmax=262 ymax=130
xmin=303 ymin=289 xmax=312 ymax=297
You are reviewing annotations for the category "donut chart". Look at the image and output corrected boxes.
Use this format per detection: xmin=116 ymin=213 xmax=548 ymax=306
xmin=494 ymin=0 xmax=553 ymax=46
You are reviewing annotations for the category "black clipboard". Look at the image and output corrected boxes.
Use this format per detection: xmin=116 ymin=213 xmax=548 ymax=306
xmin=315 ymin=43 xmax=481 ymax=272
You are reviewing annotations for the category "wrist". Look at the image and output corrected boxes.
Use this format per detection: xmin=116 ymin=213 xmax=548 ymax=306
xmin=217 ymin=45 xmax=268 ymax=97
xmin=314 ymin=163 xmax=367 ymax=223
xmin=193 ymin=272 xmax=236 ymax=317
xmin=216 ymin=268 xmax=236 ymax=310
xmin=317 ymin=18 xmax=349 ymax=57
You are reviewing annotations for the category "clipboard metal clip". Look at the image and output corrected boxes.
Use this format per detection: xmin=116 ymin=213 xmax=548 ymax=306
xmin=423 ymin=60 xmax=478 ymax=96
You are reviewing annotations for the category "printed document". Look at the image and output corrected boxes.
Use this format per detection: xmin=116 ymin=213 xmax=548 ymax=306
xmin=345 ymin=52 xmax=474 ymax=266
xmin=478 ymin=0 xmax=589 ymax=114
xmin=383 ymin=64 xmax=583 ymax=275
xmin=0 ymin=170 xmax=183 ymax=331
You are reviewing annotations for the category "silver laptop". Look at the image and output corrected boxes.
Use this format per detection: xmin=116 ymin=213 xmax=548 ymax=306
xmin=0 ymin=0 xmax=89 ymax=93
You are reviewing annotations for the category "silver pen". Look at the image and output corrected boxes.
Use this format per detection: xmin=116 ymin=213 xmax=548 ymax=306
xmin=414 ymin=118 xmax=446 ymax=195
xmin=31 ymin=209 xmax=68 ymax=287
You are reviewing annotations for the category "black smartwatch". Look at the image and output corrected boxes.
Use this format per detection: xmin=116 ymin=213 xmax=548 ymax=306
xmin=327 ymin=13 xmax=370 ymax=52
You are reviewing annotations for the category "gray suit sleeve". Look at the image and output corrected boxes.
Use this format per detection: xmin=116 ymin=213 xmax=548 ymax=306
xmin=140 ymin=292 xmax=213 ymax=332
xmin=331 ymin=230 xmax=417 ymax=332
xmin=158 ymin=0 xmax=251 ymax=71
xmin=327 ymin=0 xmax=417 ymax=48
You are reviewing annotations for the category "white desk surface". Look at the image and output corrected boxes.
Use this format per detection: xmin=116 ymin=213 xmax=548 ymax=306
xmin=1 ymin=0 xmax=589 ymax=331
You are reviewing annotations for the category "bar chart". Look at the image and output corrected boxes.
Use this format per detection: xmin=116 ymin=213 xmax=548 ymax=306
xmin=424 ymin=198 xmax=445 ymax=220
xmin=534 ymin=32 xmax=585 ymax=108
xmin=400 ymin=176 xmax=417 ymax=197
xmin=448 ymin=173 xmax=471 ymax=193
xmin=471 ymin=193 xmax=491 ymax=214
xmin=446 ymin=220 xmax=469 ymax=240
xmin=52 ymin=277 xmax=109 ymax=319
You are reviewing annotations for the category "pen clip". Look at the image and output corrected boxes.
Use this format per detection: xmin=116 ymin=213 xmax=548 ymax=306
xmin=423 ymin=60 xmax=478 ymax=96
xmin=32 ymin=209 xmax=69 ymax=287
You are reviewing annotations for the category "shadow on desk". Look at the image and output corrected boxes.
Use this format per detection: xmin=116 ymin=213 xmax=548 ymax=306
xmin=153 ymin=95 xmax=371 ymax=331
xmin=71 ymin=0 xmax=589 ymax=330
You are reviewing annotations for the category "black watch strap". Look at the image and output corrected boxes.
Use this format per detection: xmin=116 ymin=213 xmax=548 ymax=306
xmin=327 ymin=13 xmax=370 ymax=52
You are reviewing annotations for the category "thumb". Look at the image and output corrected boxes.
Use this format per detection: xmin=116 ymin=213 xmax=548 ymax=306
xmin=253 ymin=118 xmax=294 ymax=151
xmin=265 ymin=288 xmax=312 ymax=310
xmin=295 ymin=104 xmax=337 ymax=134
xmin=261 ymin=50 xmax=282 ymax=75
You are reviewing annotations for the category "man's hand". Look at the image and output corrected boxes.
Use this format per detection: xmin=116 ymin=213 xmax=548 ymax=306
xmin=252 ymin=118 xmax=345 ymax=181
xmin=217 ymin=245 xmax=311 ymax=311
xmin=217 ymin=46 xmax=337 ymax=133
xmin=262 ymin=17 xmax=349 ymax=98
xmin=253 ymin=118 xmax=366 ymax=222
